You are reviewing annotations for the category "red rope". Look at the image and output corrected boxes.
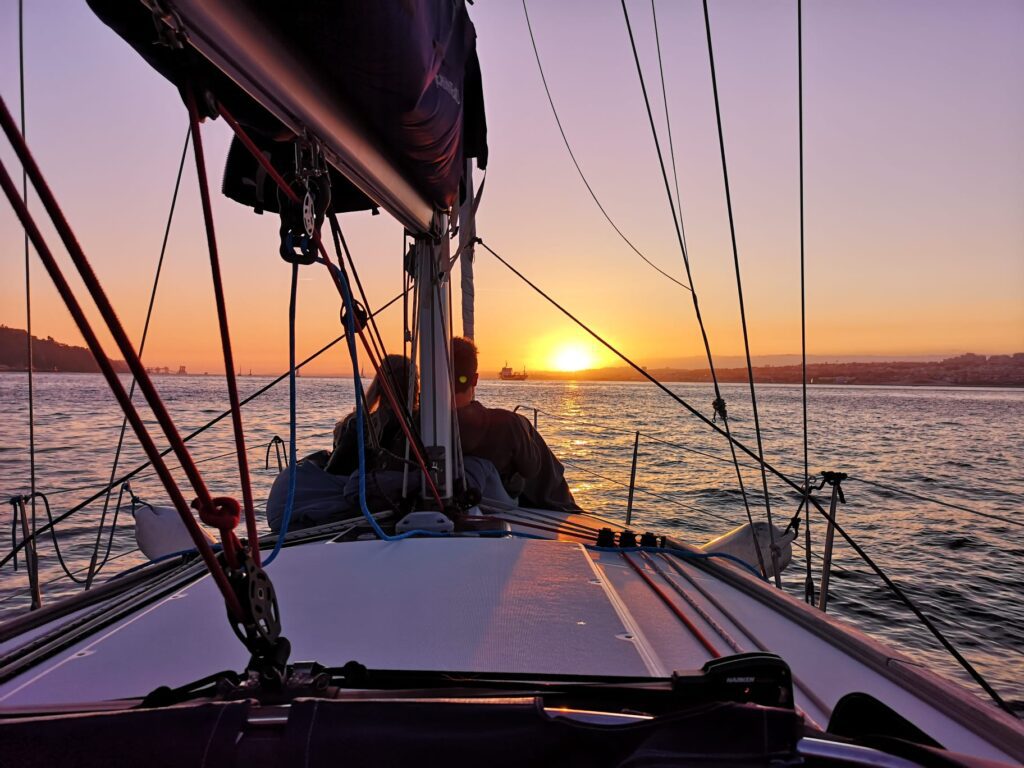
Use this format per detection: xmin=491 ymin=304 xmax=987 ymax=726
xmin=316 ymin=243 xmax=446 ymax=510
xmin=0 ymin=142 xmax=242 ymax=619
xmin=217 ymin=103 xmax=447 ymax=510
xmin=186 ymin=88 xmax=260 ymax=566
xmin=0 ymin=99 xmax=220 ymax=521
xmin=621 ymin=552 xmax=720 ymax=657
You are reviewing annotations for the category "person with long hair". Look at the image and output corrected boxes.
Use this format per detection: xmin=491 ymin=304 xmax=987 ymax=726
xmin=326 ymin=354 xmax=419 ymax=476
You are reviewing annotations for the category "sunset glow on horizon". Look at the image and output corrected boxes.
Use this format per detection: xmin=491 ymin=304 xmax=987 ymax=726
xmin=0 ymin=2 xmax=1021 ymax=378
xmin=550 ymin=343 xmax=596 ymax=373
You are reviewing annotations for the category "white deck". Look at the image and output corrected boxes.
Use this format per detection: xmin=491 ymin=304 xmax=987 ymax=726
xmin=1 ymin=532 xmax=1021 ymax=764
xmin=0 ymin=539 xmax=655 ymax=706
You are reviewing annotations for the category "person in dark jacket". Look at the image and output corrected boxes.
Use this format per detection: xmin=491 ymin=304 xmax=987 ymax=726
xmin=452 ymin=337 xmax=580 ymax=512
xmin=326 ymin=354 xmax=418 ymax=476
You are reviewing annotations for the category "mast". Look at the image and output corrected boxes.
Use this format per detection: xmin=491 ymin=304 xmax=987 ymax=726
xmin=459 ymin=158 xmax=476 ymax=339
xmin=416 ymin=214 xmax=454 ymax=502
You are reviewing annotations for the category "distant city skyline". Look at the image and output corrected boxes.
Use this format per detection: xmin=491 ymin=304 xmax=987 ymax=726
xmin=1 ymin=1 xmax=1021 ymax=377
xmin=2 ymin=322 xmax=1019 ymax=379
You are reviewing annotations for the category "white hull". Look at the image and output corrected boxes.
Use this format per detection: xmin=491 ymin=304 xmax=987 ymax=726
xmin=1 ymin=509 xmax=1021 ymax=763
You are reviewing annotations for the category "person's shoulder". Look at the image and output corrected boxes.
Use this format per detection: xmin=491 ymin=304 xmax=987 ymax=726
xmin=480 ymin=404 xmax=532 ymax=433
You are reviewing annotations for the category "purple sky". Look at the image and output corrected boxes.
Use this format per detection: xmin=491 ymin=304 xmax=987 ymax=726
xmin=0 ymin=0 xmax=1021 ymax=374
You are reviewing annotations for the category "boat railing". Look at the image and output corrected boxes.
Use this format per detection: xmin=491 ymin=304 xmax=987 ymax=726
xmin=2 ymin=435 xmax=290 ymax=612
xmin=3 ymin=403 xmax=1019 ymax=714
xmin=505 ymin=401 xmax=1020 ymax=714
xmin=509 ymin=402 xmax=832 ymax=566
xmin=511 ymin=404 xmax=538 ymax=429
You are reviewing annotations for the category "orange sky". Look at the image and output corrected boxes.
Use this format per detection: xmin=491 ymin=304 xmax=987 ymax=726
xmin=1 ymin=2 xmax=1022 ymax=377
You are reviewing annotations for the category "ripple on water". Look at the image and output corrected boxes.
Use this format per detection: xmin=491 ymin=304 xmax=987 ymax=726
xmin=0 ymin=375 xmax=1022 ymax=711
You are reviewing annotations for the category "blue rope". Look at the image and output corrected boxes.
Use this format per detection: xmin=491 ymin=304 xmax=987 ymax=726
xmin=263 ymin=263 xmax=300 ymax=566
xmin=322 ymin=255 xmax=544 ymax=543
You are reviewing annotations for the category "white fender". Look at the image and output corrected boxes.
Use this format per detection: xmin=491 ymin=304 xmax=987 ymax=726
xmin=701 ymin=521 xmax=796 ymax=578
xmin=133 ymin=503 xmax=215 ymax=561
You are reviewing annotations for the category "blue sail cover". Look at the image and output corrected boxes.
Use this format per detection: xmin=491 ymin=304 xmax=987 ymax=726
xmin=87 ymin=0 xmax=487 ymax=215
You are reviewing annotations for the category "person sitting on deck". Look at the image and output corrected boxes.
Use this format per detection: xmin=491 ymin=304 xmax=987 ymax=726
xmin=326 ymin=354 xmax=418 ymax=476
xmin=452 ymin=336 xmax=580 ymax=512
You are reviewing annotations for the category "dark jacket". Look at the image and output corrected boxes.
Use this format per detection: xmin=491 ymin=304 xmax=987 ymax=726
xmin=457 ymin=400 xmax=580 ymax=512
xmin=326 ymin=408 xmax=409 ymax=476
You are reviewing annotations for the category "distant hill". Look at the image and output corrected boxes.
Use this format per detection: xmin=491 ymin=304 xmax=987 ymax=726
xmin=513 ymin=353 xmax=1024 ymax=387
xmin=0 ymin=326 xmax=129 ymax=373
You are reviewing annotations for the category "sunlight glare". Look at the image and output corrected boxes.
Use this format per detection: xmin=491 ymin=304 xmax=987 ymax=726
xmin=551 ymin=344 xmax=594 ymax=372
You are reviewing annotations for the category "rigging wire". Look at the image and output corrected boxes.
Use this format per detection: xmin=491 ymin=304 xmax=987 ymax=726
xmin=0 ymin=146 xmax=242 ymax=619
xmin=0 ymin=293 xmax=407 ymax=573
xmin=521 ymin=403 xmax=802 ymax=477
xmin=186 ymin=88 xmax=259 ymax=567
xmin=216 ymin=101 xmax=444 ymax=508
xmin=0 ymin=93 xmax=237 ymax=556
xmin=478 ymin=237 xmax=1011 ymax=706
xmin=650 ymin=0 xmax=685 ymax=225
xmin=479 ymin=237 xmax=809 ymax=494
xmin=330 ymin=212 xmax=423 ymax=458
xmin=693 ymin=0 xmax=781 ymax=583
xmin=262 ymin=264 xmax=300 ymax=567
xmin=797 ymin=0 xmax=814 ymax=604
xmin=846 ymin=477 xmax=1024 ymax=531
xmin=18 ymin=0 xmax=38 ymax=603
xmin=521 ymin=0 xmax=692 ymax=293
xmin=620 ymin=0 xmax=769 ymax=581
xmin=85 ymin=125 xmax=191 ymax=588
xmin=560 ymin=459 xmax=735 ymax=525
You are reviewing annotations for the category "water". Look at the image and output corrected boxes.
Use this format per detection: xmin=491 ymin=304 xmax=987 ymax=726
xmin=1 ymin=373 xmax=1022 ymax=710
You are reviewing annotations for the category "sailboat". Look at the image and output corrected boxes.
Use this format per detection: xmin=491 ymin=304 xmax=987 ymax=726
xmin=0 ymin=1 xmax=1021 ymax=766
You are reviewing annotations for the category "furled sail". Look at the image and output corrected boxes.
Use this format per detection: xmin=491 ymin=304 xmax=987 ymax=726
xmin=88 ymin=0 xmax=488 ymax=231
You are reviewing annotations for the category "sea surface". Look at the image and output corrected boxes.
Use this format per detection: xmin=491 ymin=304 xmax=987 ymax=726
xmin=1 ymin=373 xmax=1022 ymax=711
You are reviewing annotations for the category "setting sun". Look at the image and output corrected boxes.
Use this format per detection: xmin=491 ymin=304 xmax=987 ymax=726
xmin=551 ymin=344 xmax=595 ymax=372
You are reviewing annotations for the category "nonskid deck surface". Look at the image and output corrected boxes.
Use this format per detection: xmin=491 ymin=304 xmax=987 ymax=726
xmin=0 ymin=527 xmax=1020 ymax=764
xmin=494 ymin=508 xmax=1022 ymax=763
xmin=0 ymin=538 xmax=660 ymax=706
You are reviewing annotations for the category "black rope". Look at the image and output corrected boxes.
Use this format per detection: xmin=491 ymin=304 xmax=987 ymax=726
xmin=696 ymin=0 xmax=781 ymax=583
xmin=0 ymin=292 xmax=407 ymax=573
xmin=814 ymin=487 xmax=1017 ymax=716
xmin=527 ymin=403 xmax=781 ymax=475
xmin=620 ymin=0 xmax=768 ymax=580
xmin=480 ymin=238 xmax=793 ymax=484
xmin=846 ymin=477 xmax=1024 ymax=530
xmin=651 ymin=0 xmax=685 ymax=226
xmin=797 ymin=0 xmax=813 ymax=604
xmin=328 ymin=213 xmax=432 ymax=474
xmin=521 ymin=0 xmax=692 ymax=292
xmin=481 ymin=238 xmax=1015 ymax=710
xmin=561 ymin=459 xmax=735 ymax=526
xmin=329 ymin=212 xmax=411 ymax=430
xmin=18 ymin=0 xmax=39 ymax=593
xmin=10 ymin=492 xmax=87 ymax=584
xmin=85 ymin=125 xmax=191 ymax=588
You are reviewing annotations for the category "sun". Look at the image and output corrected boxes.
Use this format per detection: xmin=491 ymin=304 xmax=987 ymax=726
xmin=551 ymin=344 xmax=595 ymax=372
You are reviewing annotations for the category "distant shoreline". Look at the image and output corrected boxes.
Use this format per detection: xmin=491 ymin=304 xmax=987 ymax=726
xmin=2 ymin=325 xmax=1020 ymax=388
xmin=493 ymin=353 xmax=1024 ymax=388
xmin=2 ymin=371 xmax=1021 ymax=391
